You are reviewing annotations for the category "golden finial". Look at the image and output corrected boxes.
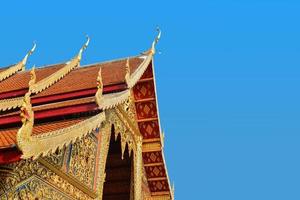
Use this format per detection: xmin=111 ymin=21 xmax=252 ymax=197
xmin=21 ymin=42 xmax=36 ymax=70
xmin=17 ymin=67 xmax=35 ymax=156
xmin=95 ymin=67 xmax=103 ymax=107
xmin=28 ymin=66 xmax=36 ymax=90
xmin=78 ymin=35 xmax=90 ymax=61
xmin=20 ymin=67 xmax=35 ymax=125
xmin=125 ymin=58 xmax=131 ymax=87
xmin=150 ymin=27 xmax=161 ymax=55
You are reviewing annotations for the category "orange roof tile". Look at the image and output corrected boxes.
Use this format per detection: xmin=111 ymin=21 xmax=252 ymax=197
xmin=0 ymin=64 xmax=66 ymax=93
xmin=34 ymin=57 xmax=143 ymax=98
xmin=0 ymin=129 xmax=16 ymax=149
xmin=0 ymin=117 xmax=88 ymax=148
xmin=0 ymin=57 xmax=142 ymax=97
xmin=32 ymin=117 xmax=87 ymax=135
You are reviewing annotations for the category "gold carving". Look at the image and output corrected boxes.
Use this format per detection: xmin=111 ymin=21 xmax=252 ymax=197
xmin=0 ymin=65 xmax=36 ymax=112
xmin=30 ymin=36 xmax=89 ymax=94
xmin=125 ymin=57 xmax=131 ymax=87
xmin=100 ymin=90 xmax=131 ymax=110
xmin=2 ymin=177 xmax=71 ymax=200
xmin=119 ymin=92 xmax=139 ymax=133
xmin=0 ymin=42 xmax=36 ymax=82
xmin=134 ymin=135 xmax=143 ymax=200
xmin=125 ymin=54 xmax=152 ymax=88
xmin=68 ymin=134 xmax=97 ymax=189
xmin=77 ymin=35 xmax=90 ymax=61
xmin=95 ymin=109 xmax=140 ymax=199
xmin=16 ymin=68 xmax=35 ymax=156
xmin=17 ymin=69 xmax=105 ymax=160
xmin=44 ymin=148 xmax=66 ymax=168
xmin=21 ymin=43 xmax=37 ymax=67
xmin=95 ymin=67 xmax=103 ymax=107
xmin=0 ymin=159 xmax=93 ymax=200
xmin=106 ymin=110 xmax=136 ymax=158
xmin=17 ymin=110 xmax=105 ymax=160
xmin=123 ymin=29 xmax=161 ymax=88
xmin=149 ymin=27 xmax=161 ymax=55
xmin=16 ymin=66 xmax=105 ymax=160
xmin=95 ymin=122 xmax=111 ymax=200
xmin=95 ymin=67 xmax=131 ymax=110
xmin=0 ymin=97 xmax=23 ymax=111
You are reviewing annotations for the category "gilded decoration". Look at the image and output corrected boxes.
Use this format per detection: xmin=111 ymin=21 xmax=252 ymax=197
xmin=105 ymin=106 xmax=143 ymax=200
xmin=30 ymin=36 xmax=89 ymax=94
xmin=0 ymin=159 xmax=92 ymax=200
xmin=0 ymin=37 xmax=89 ymax=112
xmin=125 ymin=57 xmax=131 ymax=86
xmin=16 ymin=66 xmax=105 ymax=159
xmin=95 ymin=122 xmax=111 ymax=200
xmin=1 ymin=177 xmax=71 ymax=200
xmin=95 ymin=67 xmax=131 ymax=110
xmin=0 ymin=42 xmax=36 ymax=82
xmin=95 ymin=108 xmax=142 ymax=199
xmin=0 ymin=97 xmax=23 ymax=112
xmin=17 ymin=109 xmax=105 ymax=159
xmin=44 ymin=148 xmax=66 ymax=168
xmin=95 ymin=67 xmax=103 ymax=107
xmin=107 ymin=109 xmax=137 ymax=158
xmin=68 ymin=134 xmax=97 ymax=189
xmin=92 ymin=108 xmax=143 ymax=200
xmin=123 ymin=28 xmax=160 ymax=89
xmin=133 ymin=135 xmax=143 ymax=200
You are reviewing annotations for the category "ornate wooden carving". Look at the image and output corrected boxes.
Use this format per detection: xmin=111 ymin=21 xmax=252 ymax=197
xmin=68 ymin=134 xmax=97 ymax=189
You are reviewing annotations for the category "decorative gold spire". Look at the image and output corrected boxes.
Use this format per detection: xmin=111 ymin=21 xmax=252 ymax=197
xmin=148 ymin=27 xmax=161 ymax=55
xmin=30 ymin=36 xmax=90 ymax=94
xmin=28 ymin=66 xmax=36 ymax=90
xmin=122 ymin=27 xmax=161 ymax=88
xmin=17 ymin=67 xmax=35 ymax=153
xmin=21 ymin=42 xmax=36 ymax=68
xmin=77 ymin=35 xmax=90 ymax=61
xmin=125 ymin=58 xmax=131 ymax=87
xmin=0 ymin=42 xmax=36 ymax=82
xmin=95 ymin=67 xmax=103 ymax=107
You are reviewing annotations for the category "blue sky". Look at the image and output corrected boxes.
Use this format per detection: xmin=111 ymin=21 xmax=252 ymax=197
xmin=1 ymin=0 xmax=300 ymax=199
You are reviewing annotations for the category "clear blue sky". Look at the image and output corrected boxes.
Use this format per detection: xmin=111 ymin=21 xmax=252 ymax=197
xmin=1 ymin=1 xmax=300 ymax=199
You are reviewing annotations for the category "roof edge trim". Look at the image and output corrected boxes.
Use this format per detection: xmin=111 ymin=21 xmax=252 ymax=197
xmin=0 ymin=43 xmax=36 ymax=82
xmin=30 ymin=37 xmax=89 ymax=94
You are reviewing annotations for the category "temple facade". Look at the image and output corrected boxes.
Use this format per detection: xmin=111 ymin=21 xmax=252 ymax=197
xmin=0 ymin=30 xmax=173 ymax=200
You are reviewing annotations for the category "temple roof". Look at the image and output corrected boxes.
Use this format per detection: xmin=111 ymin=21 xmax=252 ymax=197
xmin=0 ymin=57 xmax=143 ymax=98
xmin=0 ymin=30 xmax=174 ymax=198
xmin=0 ymin=56 xmax=146 ymax=149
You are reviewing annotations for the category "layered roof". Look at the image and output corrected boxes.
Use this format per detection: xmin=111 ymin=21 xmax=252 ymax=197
xmin=0 ymin=31 xmax=173 ymax=199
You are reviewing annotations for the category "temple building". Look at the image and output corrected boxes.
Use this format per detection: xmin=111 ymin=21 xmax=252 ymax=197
xmin=0 ymin=30 xmax=173 ymax=200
